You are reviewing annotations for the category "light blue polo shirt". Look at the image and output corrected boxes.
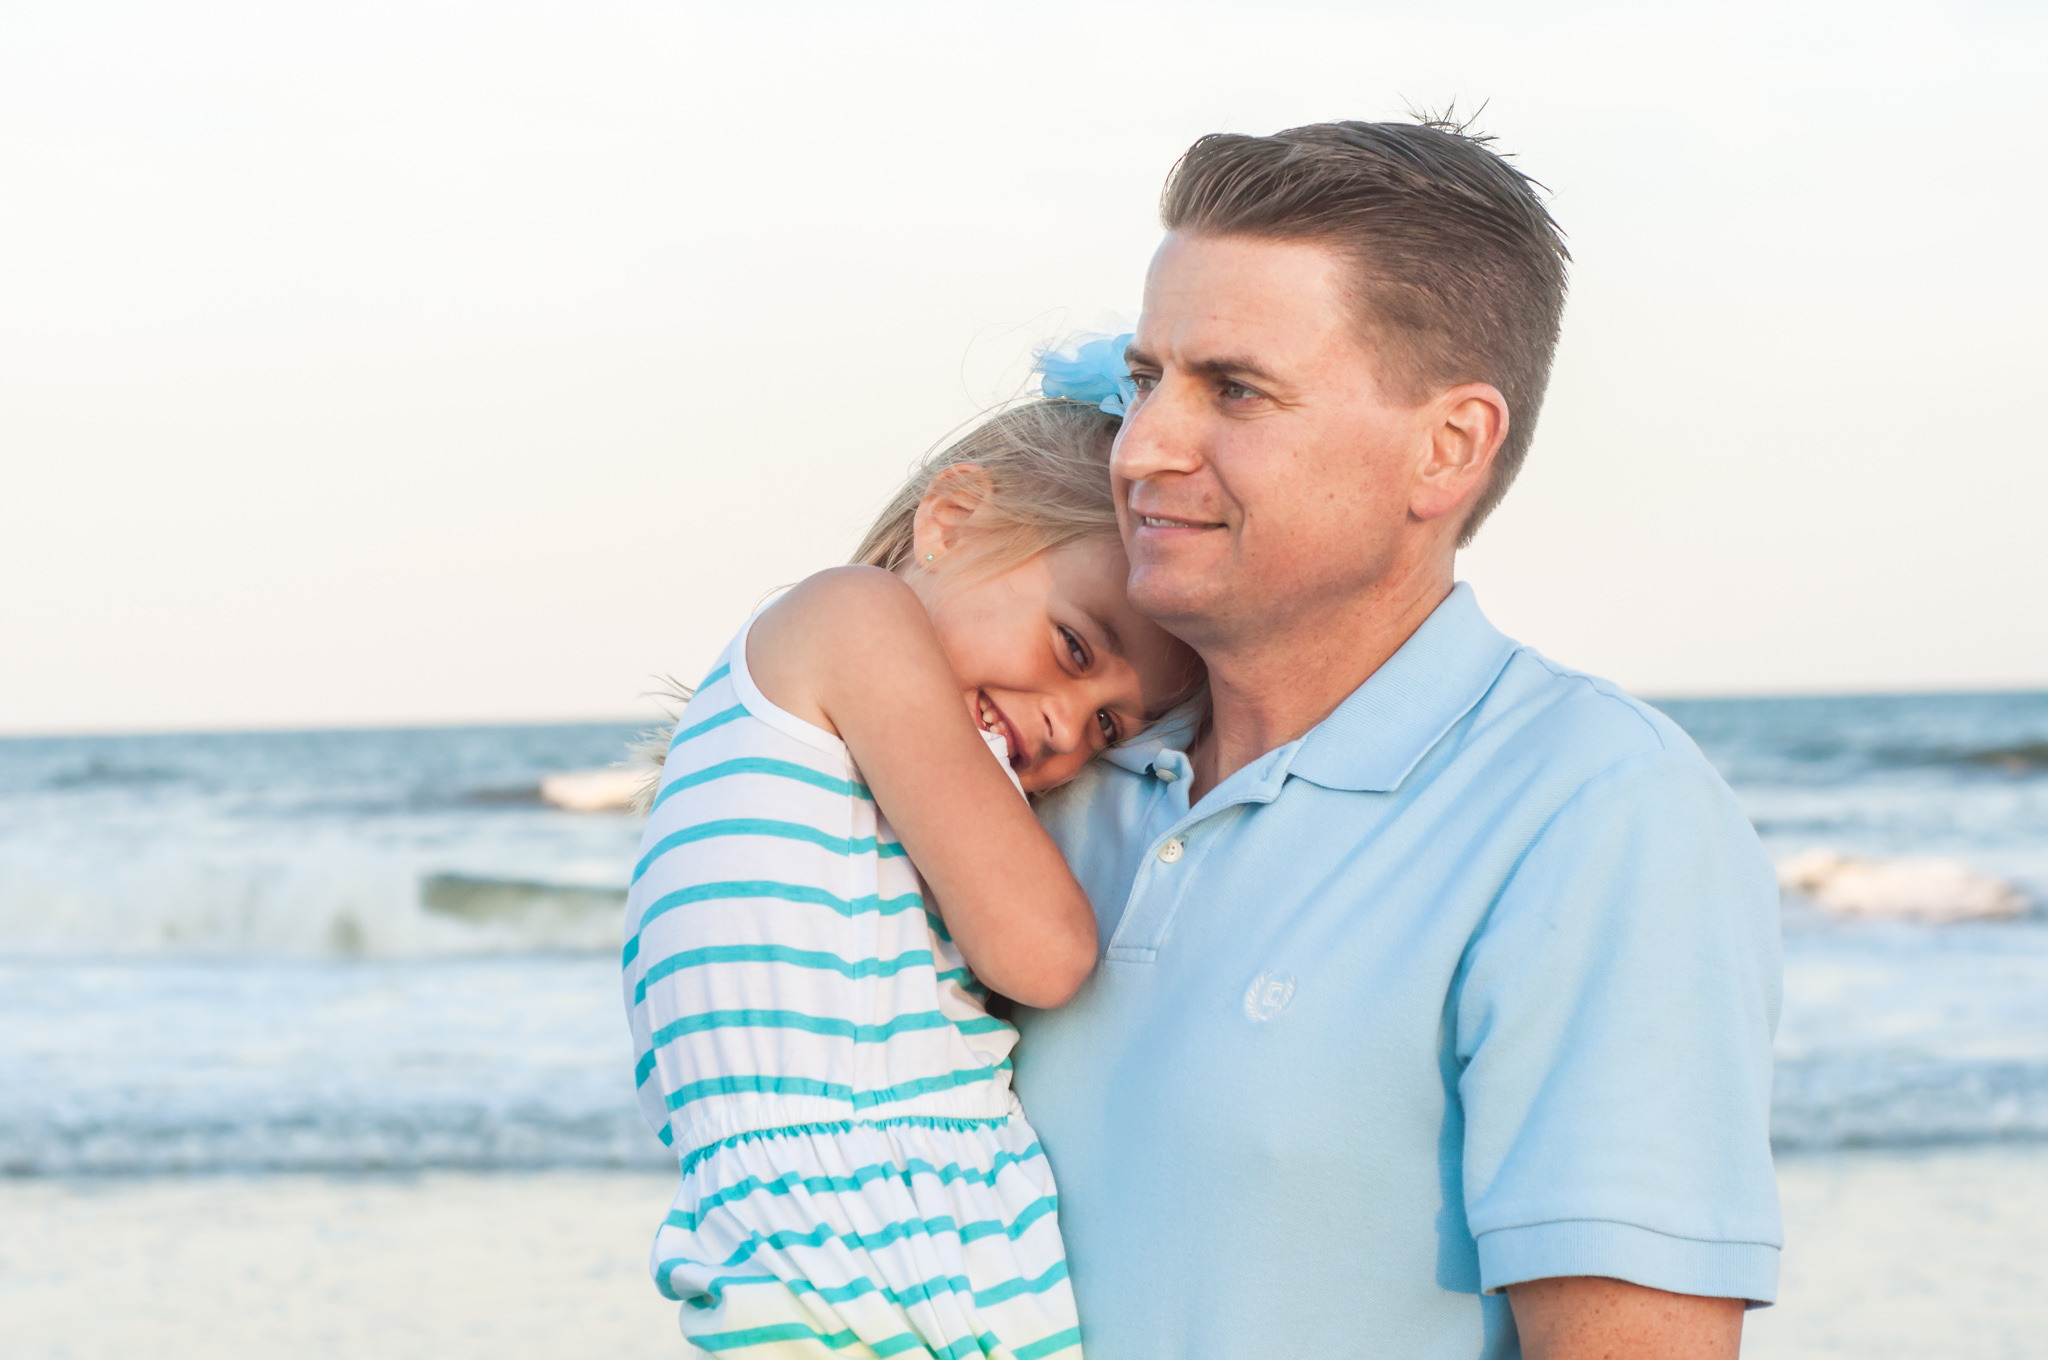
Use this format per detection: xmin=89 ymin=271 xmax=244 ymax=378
xmin=1014 ymin=583 xmax=1782 ymax=1360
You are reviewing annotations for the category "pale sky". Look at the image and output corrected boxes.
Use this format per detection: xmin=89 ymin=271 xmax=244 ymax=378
xmin=3 ymin=0 xmax=2043 ymax=735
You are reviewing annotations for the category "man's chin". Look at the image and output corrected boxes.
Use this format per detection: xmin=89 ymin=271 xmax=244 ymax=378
xmin=1127 ymin=569 xmax=1230 ymax=636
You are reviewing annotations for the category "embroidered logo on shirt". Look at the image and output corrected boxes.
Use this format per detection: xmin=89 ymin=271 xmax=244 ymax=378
xmin=1243 ymin=971 xmax=1296 ymax=1022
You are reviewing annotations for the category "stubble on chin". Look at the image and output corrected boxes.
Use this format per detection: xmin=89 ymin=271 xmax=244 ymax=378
xmin=1126 ymin=563 xmax=1237 ymax=653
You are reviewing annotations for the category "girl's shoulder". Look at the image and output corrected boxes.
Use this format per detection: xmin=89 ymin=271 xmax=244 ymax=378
xmin=755 ymin=566 xmax=933 ymax=657
xmin=748 ymin=566 xmax=948 ymax=738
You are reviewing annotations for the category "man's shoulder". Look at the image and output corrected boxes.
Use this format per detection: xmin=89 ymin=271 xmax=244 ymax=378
xmin=1476 ymin=643 xmax=1712 ymax=785
xmin=1465 ymin=646 xmax=1770 ymax=904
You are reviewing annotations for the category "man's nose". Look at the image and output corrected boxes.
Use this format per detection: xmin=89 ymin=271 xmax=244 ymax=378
xmin=1112 ymin=374 xmax=1206 ymax=485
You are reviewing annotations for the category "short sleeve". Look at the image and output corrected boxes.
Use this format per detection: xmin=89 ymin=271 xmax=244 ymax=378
xmin=1453 ymin=745 xmax=1783 ymax=1304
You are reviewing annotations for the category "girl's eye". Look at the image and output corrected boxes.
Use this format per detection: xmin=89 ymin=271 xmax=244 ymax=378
xmin=1096 ymin=709 xmax=1118 ymax=744
xmin=1059 ymin=626 xmax=1089 ymax=669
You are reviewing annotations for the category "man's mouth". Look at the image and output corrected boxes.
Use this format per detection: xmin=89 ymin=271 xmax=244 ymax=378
xmin=976 ymin=690 xmax=1026 ymax=768
xmin=1132 ymin=510 xmax=1222 ymax=532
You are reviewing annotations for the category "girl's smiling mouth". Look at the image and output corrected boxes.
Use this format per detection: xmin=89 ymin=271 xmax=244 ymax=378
xmin=974 ymin=690 xmax=1026 ymax=769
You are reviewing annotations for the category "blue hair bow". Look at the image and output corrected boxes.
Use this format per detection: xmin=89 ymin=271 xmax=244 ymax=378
xmin=1033 ymin=332 xmax=1136 ymax=417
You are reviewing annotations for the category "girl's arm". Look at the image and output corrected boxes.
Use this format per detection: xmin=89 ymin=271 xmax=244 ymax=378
xmin=747 ymin=566 xmax=1097 ymax=1007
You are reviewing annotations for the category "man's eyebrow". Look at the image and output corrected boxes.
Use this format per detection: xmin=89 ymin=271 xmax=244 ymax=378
xmin=1123 ymin=344 xmax=1285 ymax=389
xmin=1183 ymin=353 xmax=1285 ymax=387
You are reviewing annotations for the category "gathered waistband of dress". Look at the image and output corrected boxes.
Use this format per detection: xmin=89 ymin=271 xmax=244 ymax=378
xmin=671 ymin=1088 xmax=1024 ymax=1167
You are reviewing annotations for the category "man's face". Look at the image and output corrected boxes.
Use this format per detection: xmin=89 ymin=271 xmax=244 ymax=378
xmin=1113 ymin=232 xmax=1434 ymax=650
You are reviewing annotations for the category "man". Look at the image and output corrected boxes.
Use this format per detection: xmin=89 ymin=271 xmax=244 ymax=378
xmin=1014 ymin=120 xmax=1781 ymax=1359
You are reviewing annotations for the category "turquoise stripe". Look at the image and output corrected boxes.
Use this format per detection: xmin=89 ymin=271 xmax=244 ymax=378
xmin=961 ymin=1192 xmax=1055 ymax=1244
xmin=683 ymin=1259 xmax=1066 ymax=1317
xmin=1015 ymin=1326 xmax=1084 ymax=1359
xmin=651 ymin=757 xmax=872 ymax=813
xmin=934 ymin=966 xmax=988 ymax=997
xmin=686 ymin=1321 xmax=864 ymax=1353
xmin=974 ymin=1259 xmax=1070 ymax=1307
xmin=953 ymin=1015 xmax=1011 ymax=1036
xmin=626 ymin=880 xmax=925 ymax=963
xmin=851 ymin=1064 xmax=1000 ymax=1109
xmin=942 ymin=1336 xmax=1003 ymax=1360
xmin=634 ymin=944 xmax=932 ymax=1007
xmin=633 ymin=818 xmax=906 ymax=887
xmin=663 ymin=1062 xmax=1000 ymax=1114
xmin=697 ymin=662 xmax=731 ymax=690
xmin=667 ymin=1074 xmax=847 ymax=1112
xmin=663 ymin=1141 xmax=1045 ymax=1231
xmin=637 ymin=1009 xmax=952 ymax=1087
xmin=657 ymin=1193 xmax=1061 ymax=1291
xmin=674 ymin=704 xmax=745 ymax=745
xmin=653 ymin=1007 xmax=950 ymax=1046
xmin=685 ymin=1319 xmax=942 ymax=1357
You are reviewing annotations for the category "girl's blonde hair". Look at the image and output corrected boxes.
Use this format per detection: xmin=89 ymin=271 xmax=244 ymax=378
xmin=851 ymin=398 xmax=1123 ymax=573
xmin=627 ymin=398 xmax=1123 ymax=811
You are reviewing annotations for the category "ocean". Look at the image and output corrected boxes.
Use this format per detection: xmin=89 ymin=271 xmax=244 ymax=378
xmin=3 ymin=692 xmax=2047 ymax=1178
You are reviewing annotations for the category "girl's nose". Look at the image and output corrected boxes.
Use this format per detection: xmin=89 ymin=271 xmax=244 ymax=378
xmin=1040 ymin=692 xmax=1087 ymax=756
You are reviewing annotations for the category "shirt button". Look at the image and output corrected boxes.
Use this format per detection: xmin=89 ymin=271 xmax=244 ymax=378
xmin=1157 ymin=837 xmax=1185 ymax=864
xmin=1155 ymin=766 xmax=1179 ymax=782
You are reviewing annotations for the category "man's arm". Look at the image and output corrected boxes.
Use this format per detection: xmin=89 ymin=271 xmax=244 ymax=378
xmin=1509 ymin=1277 xmax=1743 ymax=1360
xmin=1455 ymin=745 xmax=1783 ymax=1309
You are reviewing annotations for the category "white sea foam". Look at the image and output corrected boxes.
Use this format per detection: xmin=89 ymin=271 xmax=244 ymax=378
xmin=1778 ymin=847 xmax=2028 ymax=922
xmin=540 ymin=767 xmax=647 ymax=813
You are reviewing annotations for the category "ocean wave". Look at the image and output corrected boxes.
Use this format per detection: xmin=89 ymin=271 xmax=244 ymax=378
xmin=39 ymin=759 xmax=189 ymax=791
xmin=1772 ymin=1057 xmax=2048 ymax=1150
xmin=1854 ymin=741 xmax=2048 ymax=775
xmin=0 ymin=850 xmax=626 ymax=957
xmin=0 ymin=1103 xmax=666 ymax=1177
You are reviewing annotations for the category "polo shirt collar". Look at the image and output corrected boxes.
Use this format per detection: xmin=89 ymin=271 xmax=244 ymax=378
xmin=1288 ymin=582 xmax=1517 ymax=793
xmin=1100 ymin=703 xmax=1201 ymax=777
xmin=1097 ymin=583 xmax=1517 ymax=793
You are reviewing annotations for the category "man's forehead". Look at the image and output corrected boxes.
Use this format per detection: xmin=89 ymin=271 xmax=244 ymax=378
xmin=1134 ymin=233 xmax=1356 ymax=360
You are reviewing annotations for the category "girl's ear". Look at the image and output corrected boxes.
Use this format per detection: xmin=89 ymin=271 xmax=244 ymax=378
xmin=911 ymin=463 xmax=998 ymax=564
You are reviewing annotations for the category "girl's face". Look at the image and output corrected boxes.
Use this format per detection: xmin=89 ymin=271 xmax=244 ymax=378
xmin=912 ymin=533 xmax=1202 ymax=793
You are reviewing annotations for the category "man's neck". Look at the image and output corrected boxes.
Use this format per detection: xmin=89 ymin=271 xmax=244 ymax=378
xmin=1188 ymin=562 xmax=1454 ymax=801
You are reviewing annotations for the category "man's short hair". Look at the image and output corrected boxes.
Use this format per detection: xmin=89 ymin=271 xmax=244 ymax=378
xmin=1161 ymin=117 xmax=1570 ymax=544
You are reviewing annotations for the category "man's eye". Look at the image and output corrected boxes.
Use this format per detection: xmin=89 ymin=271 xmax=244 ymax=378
xmin=1221 ymin=381 xmax=1257 ymax=401
xmin=1129 ymin=373 xmax=1158 ymax=392
xmin=1096 ymin=709 xmax=1118 ymax=743
xmin=1059 ymin=626 xmax=1089 ymax=668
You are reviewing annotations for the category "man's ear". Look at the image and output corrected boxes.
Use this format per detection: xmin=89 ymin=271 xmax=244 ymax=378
xmin=911 ymin=463 xmax=998 ymax=563
xmin=1412 ymin=382 xmax=1508 ymax=524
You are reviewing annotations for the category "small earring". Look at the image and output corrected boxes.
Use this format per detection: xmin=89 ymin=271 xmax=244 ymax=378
xmin=924 ymin=552 xmax=934 ymax=562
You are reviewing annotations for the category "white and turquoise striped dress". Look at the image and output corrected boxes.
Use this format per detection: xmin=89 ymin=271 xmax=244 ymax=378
xmin=623 ymin=615 xmax=1083 ymax=1359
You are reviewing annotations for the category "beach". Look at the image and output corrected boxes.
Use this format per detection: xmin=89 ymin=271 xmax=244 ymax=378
xmin=4 ymin=1147 xmax=2045 ymax=1358
xmin=1748 ymin=1147 xmax=2048 ymax=1358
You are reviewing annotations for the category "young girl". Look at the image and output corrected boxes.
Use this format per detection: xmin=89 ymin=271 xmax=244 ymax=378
xmin=623 ymin=347 xmax=1200 ymax=1360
